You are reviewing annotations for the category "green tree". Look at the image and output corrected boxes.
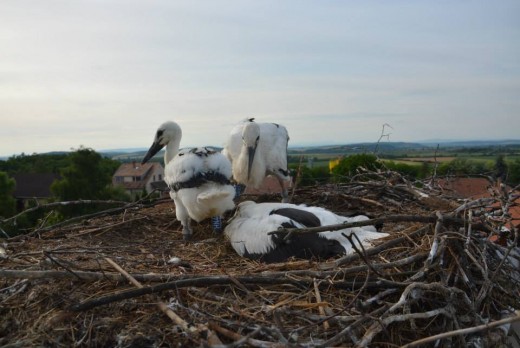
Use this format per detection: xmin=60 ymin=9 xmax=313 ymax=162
xmin=437 ymin=158 xmax=493 ymax=176
xmin=294 ymin=165 xmax=331 ymax=186
xmin=507 ymin=159 xmax=520 ymax=186
xmin=332 ymin=154 xmax=382 ymax=181
xmin=384 ymin=161 xmax=421 ymax=179
xmin=51 ymin=147 xmax=128 ymax=216
xmin=0 ymin=153 xmax=69 ymax=175
xmin=0 ymin=172 xmax=16 ymax=218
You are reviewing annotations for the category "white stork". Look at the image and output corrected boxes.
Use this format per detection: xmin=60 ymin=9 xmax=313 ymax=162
xmin=224 ymin=201 xmax=388 ymax=263
xmin=142 ymin=121 xmax=236 ymax=240
xmin=223 ymin=118 xmax=291 ymax=202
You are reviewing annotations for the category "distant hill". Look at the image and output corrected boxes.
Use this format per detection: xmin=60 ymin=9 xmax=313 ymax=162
xmin=289 ymin=142 xmax=429 ymax=154
xmin=421 ymin=140 xmax=520 ymax=147
xmin=2 ymin=139 xmax=519 ymax=162
xmin=94 ymin=140 xmax=520 ymax=161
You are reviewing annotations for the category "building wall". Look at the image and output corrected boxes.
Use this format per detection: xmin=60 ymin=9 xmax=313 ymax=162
xmin=145 ymin=164 xmax=165 ymax=193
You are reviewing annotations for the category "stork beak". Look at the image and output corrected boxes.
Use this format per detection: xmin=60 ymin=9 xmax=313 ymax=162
xmin=247 ymin=146 xmax=256 ymax=180
xmin=142 ymin=141 xmax=164 ymax=164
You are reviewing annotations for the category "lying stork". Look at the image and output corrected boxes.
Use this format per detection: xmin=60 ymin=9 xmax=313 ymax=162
xmin=142 ymin=121 xmax=236 ymax=240
xmin=224 ymin=201 xmax=388 ymax=263
xmin=223 ymin=118 xmax=291 ymax=202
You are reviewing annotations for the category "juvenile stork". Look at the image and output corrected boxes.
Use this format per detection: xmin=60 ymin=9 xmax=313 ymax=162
xmin=142 ymin=121 xmax=236 ymax=240
xmin=223 ymin=118 xmax=291 ymax=202
xmin=224 ymin=201 xmax=388 ymax=263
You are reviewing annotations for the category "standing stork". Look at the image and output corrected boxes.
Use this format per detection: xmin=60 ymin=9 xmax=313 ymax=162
xmin=141 ymin=121 xmax=236 ymax=240
xmin=224 ymin=201 xmax=388 ymax=263
xmin=223 ymin=118 xmax=291 ymax=202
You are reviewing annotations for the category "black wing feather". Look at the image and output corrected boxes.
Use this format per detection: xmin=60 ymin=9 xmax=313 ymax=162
xmin=270 ymin=208 xmax=321 ymax=228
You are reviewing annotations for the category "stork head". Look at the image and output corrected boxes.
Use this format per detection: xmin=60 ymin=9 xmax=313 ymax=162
xmin=142 ymin=121 xmax=182 ymax=164
xmin=242 ymin=122 xmax=260 ymax=180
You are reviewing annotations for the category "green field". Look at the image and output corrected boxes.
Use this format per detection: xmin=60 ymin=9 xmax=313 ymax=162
xmin=288 ymin=152 xmax=520 ymax=169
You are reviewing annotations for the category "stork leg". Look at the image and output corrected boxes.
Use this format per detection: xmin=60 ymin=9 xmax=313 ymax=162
xmin=174 ymin=198 xmax=193 ymax=241
xmin=181 ymin=219 xmax=193 ymax=241
xmin=234 ymin=183 xmax=246 ymax=201
xmin=211 ymin=216 xmax=223 ymax=234
xmin=275 ymin=175 xmax=290 ymax=203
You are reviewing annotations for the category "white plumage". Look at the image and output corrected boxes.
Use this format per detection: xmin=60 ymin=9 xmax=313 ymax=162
xmin=223 ymin=118 xmax=291 ymax=202
xmin=224 ymin=201 xmax=388 ymax=263
xmin=142 ymin=121 xmax=236 ymax=240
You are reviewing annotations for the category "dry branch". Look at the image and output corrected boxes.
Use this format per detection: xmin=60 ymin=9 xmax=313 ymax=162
xmin=402 ymin=311 xmax=520 ymax=348
xmin=104 ymin=257 xmax=221 ymax=344
xmin=270 ymin=213 xmax=491 ymax=239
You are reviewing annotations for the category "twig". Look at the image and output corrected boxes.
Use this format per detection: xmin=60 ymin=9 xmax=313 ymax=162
xmin=340 ymin=194 xmax=385 ymax=208
xmin=313 ymin=279 xmax=330 ymax=330
xmin=317 ymin=306 xmax=389 ymax=347
xmin=0 ymin=199 xmax=129 ymax=225
xmin=343 ymin=232 xmax=384 ymax=277
xmin=269 ymin=214 xmax=490 ymax=238
xmin=454 ymin=197 xmax=496 ymax=214
xmin=490 ymin=225 xmax=520 ymax=283
xmin=208 ymin=322 xmax=285 ymax=348
xmin=0 ymin=253 xmax=427 ymax=283
xmin=425 ymin=211 xmax=443 ymax=266
xmin=69 ymin=276 xmax=399 ymax=313
xmin=43 ymin=251 xmax=84 ymax=281
xmin=69 ymin=276 xmax=304 ymax=312
xmin=401 ymin=311 xmax=520 ymax=348
xmin=357 ymin=306 xmax=454 ymax=348
xmin=71 ymin=216 xmax=148 ymax=237
xmin=8 ymin=194 xmax=170 ymax=240
xmin=1 ymin=226 xmax=11 ymax=238
xmin=323 ymin=225 xmax=431 ymax=269
xmin=104 ymin=257 xmax=213 ymax=341
xmin=373 ymin=123 xmax=393 ymax=155
xmin=0 ymin=269 xmax=180 ymax=282
xmin=428 ymin=144 xmax=440 ymax=188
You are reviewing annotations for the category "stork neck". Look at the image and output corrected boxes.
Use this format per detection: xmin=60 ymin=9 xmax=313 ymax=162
xmin=164 ymin=138 xmax=181 ymax=164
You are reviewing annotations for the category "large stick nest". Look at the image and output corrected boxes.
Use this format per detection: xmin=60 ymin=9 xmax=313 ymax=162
xmin=1 ymin=171 xmax=519 ymax=347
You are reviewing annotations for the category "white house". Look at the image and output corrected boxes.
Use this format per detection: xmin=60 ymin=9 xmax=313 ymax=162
xmin=112 ymin=162 xmax=165 ymax=198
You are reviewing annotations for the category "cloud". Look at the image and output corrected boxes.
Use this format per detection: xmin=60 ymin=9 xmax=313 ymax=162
xmin=1 ymin=0 xmax=519 ymax=156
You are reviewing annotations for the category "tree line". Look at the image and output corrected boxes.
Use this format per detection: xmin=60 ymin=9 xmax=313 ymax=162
xmin=2 ymin=149 xmax=519 ymax=236
xmin=293 ymin=154 xmax=520 ymax=187
xmin=0 ymin=148 xmax=130 ymax=236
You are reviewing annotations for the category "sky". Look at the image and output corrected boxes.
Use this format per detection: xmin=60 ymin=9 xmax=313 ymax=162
xmin=1 ymin=0 xmax=519 ymax=157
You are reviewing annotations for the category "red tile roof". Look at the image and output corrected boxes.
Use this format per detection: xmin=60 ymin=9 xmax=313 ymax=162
xmin=113 ymin=162 xmax=156 ymax=177
xmin=437 ymin=177 xmax=491 ymax=199
xmin=438 ymin=177 xmax=520 ymax=228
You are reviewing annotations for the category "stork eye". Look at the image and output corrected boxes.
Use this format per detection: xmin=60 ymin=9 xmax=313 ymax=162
xmin=157 ymin=130 xmax=164 ymax=138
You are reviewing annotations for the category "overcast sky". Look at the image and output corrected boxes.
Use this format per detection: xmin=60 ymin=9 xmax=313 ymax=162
xmin=1 ymin=0 xmax=519 ymax=156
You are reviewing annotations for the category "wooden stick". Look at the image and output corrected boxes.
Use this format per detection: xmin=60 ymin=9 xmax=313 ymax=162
xmin=71 ymin=217 xmax=147 ymax=237
xmin=313 ymin=279 xmax=330 ymax=331
xmin=69 ymin=277 xmax=396 ymax=313
xmin=269 ymin=214 xmax=490 ymax=238
xmin=208 ymin=322 xmax=286 ymax=348
xmin=323 ymin=226 xmax=431 ymax=269
xmin=0 ymin=269 xmax=180 ymax=282
xmin=401 ymin=311 xmax=520 ymax=348
xmin=0 ymin=252 xmax=427 ymax=283
xmin=104 ymin=257 xmax=222 ymax=345
xmin=105 ymin=258 xmax=195 ymax=333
